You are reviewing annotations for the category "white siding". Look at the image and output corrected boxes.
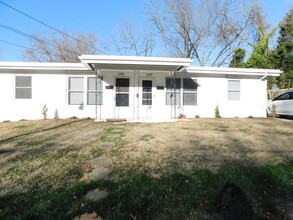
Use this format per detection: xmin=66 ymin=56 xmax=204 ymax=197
xmin=0 ymin=70 xmax=268 ymax=122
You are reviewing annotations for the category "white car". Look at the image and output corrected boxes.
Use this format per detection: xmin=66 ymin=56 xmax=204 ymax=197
xmin=267 ymin=90 xmax=293 ymax=117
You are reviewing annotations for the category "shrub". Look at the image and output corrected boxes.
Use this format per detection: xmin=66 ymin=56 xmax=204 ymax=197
xmin=42 ymin=104 xmax=48 ymax=120
xmin=215 ymin=105 xmax=221 ymax=118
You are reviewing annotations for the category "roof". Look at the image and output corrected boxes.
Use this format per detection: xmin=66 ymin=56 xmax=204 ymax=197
xmin=0 ymin=62 xmax=88 ymax=71
xmin=186 ymin=66 xmax=282 ymax=77
xmin=0 ymin=56 xmax=282 ymax=79
xmin=79 ymin=55 xmax=193 ymax=72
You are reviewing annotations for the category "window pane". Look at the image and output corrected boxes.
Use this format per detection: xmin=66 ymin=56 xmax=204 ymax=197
xmin=142 ymin=100 xmax=152 ymax=105
xmin=88 ymin=77 xmax=96 ymax=91
xmin=15 ymin=88 xmax=32 ymax=99
xmin=183 ymin=78 xmax=197 ymax=90
xmin=69 ymin=92 xmax=84 ymax=105
xmin=228 ymin=91 xmax=240 ymax=100
xmin=88 ymin=77 xmax=103 ymax=91
xmin=228 ymin=80 xmax=240 ymax=91
xmin=143 ymin=80 xmax=152 ymax=92
xmin=116 ymin=94 xmax=129 ymax=106
xmin=166 ymin=92 xmax=180 ymax=105
xmin=183 ymin=93 xmax=197 ymax=105
xmin=143 ymin=93 xmax=152 ymax=99
xmin=166 ymin=78 xmax=181 ymax=89
xmin=116 ymin=78 xmax=129 ymax=92
xmin=87 ymin=92 xmax=102 ymax=105
xmin=143 ymin=80 xmax=152 ymax=88
xmin=69 ymin=77 xmax=84 ymax=90
xmin=16 ymin=76 xmax=31 ymax=87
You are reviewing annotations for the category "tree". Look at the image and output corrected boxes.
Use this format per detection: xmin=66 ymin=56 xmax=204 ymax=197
xmin=229 ymin=48 xmax=246 ymax=67
xmin=23 ymin=32 xmax=99 ymax=62
xmin=112 ymin=21 xmax=155 ymax=57
xmin=244 ymin=0 xmax=279 ymax=69
xmin=273 ymin=8 xmax=293 ymax=89
xmin=147 ymin=0 xmax=253 ymax=66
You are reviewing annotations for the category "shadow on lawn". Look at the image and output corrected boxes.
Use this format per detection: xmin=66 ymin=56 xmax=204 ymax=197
xmin=0 ymin=118 xmax=88 ymax=145
xmin=1 ymin=162 xmax=293 ymax=220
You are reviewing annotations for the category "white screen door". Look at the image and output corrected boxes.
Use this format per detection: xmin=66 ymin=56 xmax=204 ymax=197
xmin=139 ymin=79 xmax=153 ymax=119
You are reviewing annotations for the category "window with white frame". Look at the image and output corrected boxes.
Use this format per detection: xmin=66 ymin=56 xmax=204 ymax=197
xmin=87 ymin=77 xmax=103 ymax=105
xmin=15 ymin=76 xmax=32 ymax=99
xmin=183 ymin=78 xmax=198 ymax=105
xmin=166 ymin=78 xmax=181 ymax=105
xmin=228 ymin=80 xmax=240 ymax=101
xmin=68 ymin=77 xmax=84 ymax=105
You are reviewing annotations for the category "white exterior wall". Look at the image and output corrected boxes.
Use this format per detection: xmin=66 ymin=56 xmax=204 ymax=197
xmin=0 ymin=72 xmax=97 ymax=122
xmin=194 ymin=77 xmax=267 ymax=118
xmin=0 ymin=70 xmax=268 ymax=122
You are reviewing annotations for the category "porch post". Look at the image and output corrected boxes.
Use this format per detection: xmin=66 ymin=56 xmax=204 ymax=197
xmin=96 ymin=69 xmax=102 ymax=120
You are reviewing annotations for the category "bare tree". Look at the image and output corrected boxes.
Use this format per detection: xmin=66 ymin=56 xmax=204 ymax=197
xmin=148 ymin=0 xmax=169 ymax=56
xmin=147 ymin=0 xmax=254 ymax=66
xmin=23 ymin=32 xmax=99 ymax=62
xmin=112 ymin=20 xmax=155 ymax=57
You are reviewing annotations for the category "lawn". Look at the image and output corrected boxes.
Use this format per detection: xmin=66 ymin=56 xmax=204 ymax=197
xmin=0 ymin=118 xmax=293 ymax=219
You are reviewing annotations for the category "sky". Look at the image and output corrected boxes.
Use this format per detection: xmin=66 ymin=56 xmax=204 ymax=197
xmin=0 ymin=0 xmax=292 ymax=61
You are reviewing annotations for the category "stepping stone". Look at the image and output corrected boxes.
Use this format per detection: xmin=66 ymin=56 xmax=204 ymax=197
xmin=100 ymin=142 xmax=115 ymax=148
xmin=73 ymin=212 xmax=102 ymax=220
xmin=107 ymin=134 xmax=120 ymax=139
xmin=85 ymin=189 xmax=108 ymax=202
xmin=88 ymin=167 xmax=111 ymax=180
xmin=90 ymin=157 xmax=112 ymax=168
xmin=106 ymin=118 xmax=126 ymax=122
xmin=111 ymin=129 xmax=123 ymax=133
xmin=112 ymin=125 xmax=124 ymax=129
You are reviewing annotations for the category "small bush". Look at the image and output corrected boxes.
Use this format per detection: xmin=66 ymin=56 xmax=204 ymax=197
xmin=54 ymin=109 xmax=59 ymax=119
xmin=215 ymin=105 xmax=221 ymax=118
xmin=42 ymin=104 xmax=48 ymax=120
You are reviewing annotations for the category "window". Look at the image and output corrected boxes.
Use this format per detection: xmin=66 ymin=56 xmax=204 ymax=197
xmin=87 ymin=77 xmax=103 ymax=105
xmin=15 ymin=76 xmax=32 ymax=99
xmin=183 ymin=78 xmax=198 ymax=105
xmin=166 ymin=78 xmax=181 ymax=105
xmin=275 ymin=92 xmax=291 ymax=101
xmin=228 ymin=80 xmax=240 ymax=101
xmin=116 ymin=78 xmax=129 ymax=107
xmin=142 ymin=80 xmax=152 ymax=105
xmin=68 ymin=77 xmax=84 ymax=105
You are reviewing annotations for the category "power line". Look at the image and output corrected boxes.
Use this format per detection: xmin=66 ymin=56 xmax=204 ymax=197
xmin=0 ymin=23 xmax=80 ymax=55
xmin=0 ymin=39 xmax=44 ymax=53
xmin=0 ymin=24 xmax=42 ymax=43
xmin=0 ymin=0 xmax=104 ymax=54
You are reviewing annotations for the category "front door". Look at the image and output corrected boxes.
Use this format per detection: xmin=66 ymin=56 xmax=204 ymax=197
xmin=115 ymin=78 xmax=130 ymax=118
xmin=139 ymin=79 xmax=153 ymax=119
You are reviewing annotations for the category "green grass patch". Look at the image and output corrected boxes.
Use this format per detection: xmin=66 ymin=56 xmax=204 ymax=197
xmin=15 ymin=124 xmax=29 ymax=130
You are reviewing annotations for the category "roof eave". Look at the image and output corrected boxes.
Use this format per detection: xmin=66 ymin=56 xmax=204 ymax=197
xmin=0 ymin=62 xmax=89 ymax=71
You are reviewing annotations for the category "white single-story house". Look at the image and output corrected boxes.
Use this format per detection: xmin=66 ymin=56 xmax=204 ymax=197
xmin=0 ymin=55 xmax=281 ymax=122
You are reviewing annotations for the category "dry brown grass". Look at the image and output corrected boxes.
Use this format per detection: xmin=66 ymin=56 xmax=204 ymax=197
xmin=1 ymin=118 xmax=293 ymax=219
xmin=113 ymin=118 xmax=293 ymax=173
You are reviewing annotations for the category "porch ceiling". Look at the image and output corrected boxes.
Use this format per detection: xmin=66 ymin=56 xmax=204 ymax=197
xmin=79 ymin=55 xmax=193 ymax=72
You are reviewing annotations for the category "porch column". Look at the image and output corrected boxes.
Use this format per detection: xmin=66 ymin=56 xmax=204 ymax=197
xmin=96 ymin=69 xmax=102 ymax=120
